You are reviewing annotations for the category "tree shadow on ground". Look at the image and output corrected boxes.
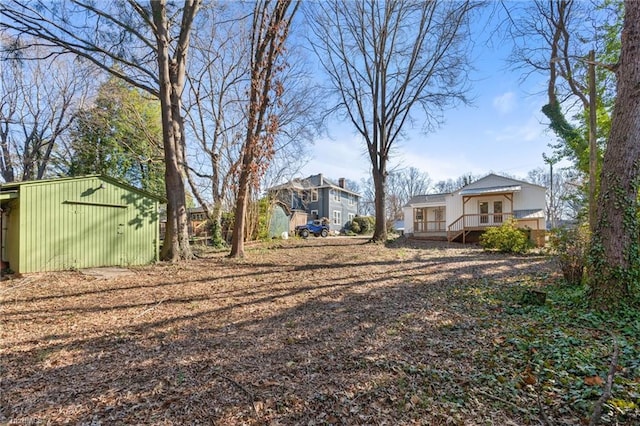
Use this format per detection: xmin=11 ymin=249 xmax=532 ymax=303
xmin=0 ymin=238 xmax=555 ymax=424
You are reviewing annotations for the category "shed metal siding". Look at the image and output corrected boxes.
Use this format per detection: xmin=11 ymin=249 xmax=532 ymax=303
xmin=7 ymin=176 xmax=159 ymax=273
xmin=268 ymin=204 xmax=289 ymax=238
xmin=5 ymin=200 xmax=20 ymax=272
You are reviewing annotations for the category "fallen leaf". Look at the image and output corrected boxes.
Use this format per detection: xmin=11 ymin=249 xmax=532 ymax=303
xmin=522 ymin=367 xmax=537 ymax=385
xmin=584 ymin=376 xmax=604 ymax=386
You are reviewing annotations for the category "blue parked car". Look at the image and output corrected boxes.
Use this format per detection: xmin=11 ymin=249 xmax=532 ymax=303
xmin=296 ymin=219 xmax=330 ymax=238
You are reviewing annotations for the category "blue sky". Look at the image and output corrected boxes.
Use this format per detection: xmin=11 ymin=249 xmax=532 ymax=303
xmin=299 ymin=6 xmax=563 ymax=186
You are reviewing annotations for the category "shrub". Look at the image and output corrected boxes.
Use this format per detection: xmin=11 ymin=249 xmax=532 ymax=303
xmin=479 ymin=219 xmax=532 ymax=254
xmin=352 ymin=216 xmax=375 ymax=234
xmin=548 ymin=224 xmax=590 ymax=286
xmin=347 ymin=220 xmax=361 ymax=234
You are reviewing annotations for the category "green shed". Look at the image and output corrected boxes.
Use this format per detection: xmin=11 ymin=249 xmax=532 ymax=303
xmin=0 ymin=175 xmax=162 ymax=273
xmin=268 ymin=203 xmax=290 ymax=238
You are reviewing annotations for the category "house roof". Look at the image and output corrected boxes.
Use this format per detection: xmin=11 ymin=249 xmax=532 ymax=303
xmin=403 ymin=173 xmax=545 ymax=208
xmin=268 ymin=179 xmax=307 ymax=192
xmin=0 ymin=174 xmax=165 ymax=202
xmin=514 ymin=209 xmax=545 ymax=219
xmin=459 ymin=173 xmax=545 ymax=191
xmin=459 ymin=184 xmax=522 ymax=196
xmin=269 ymin=174 xmax=361 ymax=197
xmin=404 ymin=193 xmax=449 ymax=207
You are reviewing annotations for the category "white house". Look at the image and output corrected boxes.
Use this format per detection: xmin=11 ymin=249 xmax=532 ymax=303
xmin=402 ymin=174 xmax=546 ymax=246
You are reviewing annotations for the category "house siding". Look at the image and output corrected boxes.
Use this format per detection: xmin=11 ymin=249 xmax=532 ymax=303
xmin=404 ymin=207 xmax=414 ymax=234
xmin=268 ymin=173 xmax=361 ymax=233
xmin=404 ymin=174 xmax=546 ymax=242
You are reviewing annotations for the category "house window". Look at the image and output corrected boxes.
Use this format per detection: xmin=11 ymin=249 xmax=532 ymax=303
xmin=434 ymin=207 xmax=445 ymax=231
xmin=311 ymin=209 xmax=318 ymax=219
xmin=348 ymin=213 xmax=355 ymax=222
xmin=311 ymin=189 xmax=318 ymax=202
xmin=333 ymin=190 xmax=341 ymax=202
xmin=333 ymin=210 xmax=342 ymax=225
xmin=414 ymin=208 xmax=426 ymax=232
xmin=434 ymin=208 xmax=444 ymax=222
xmin=479 ymin=202 xmax=489 ymax=224
xmin=348 ymin=194 xmax=355 ymax=205
xmin=494 ymin=201 xmax=503 ymax=223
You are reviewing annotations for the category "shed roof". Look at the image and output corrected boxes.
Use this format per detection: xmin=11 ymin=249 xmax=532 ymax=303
xmin=0 ymin=175 xmax=165 ymax=202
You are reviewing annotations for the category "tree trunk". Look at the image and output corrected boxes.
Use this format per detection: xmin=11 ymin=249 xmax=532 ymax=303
xmin=229 ymin=0 xmax=297 ymax=258
xmin=372 ymin=164 xmax=387 ymax=242
xmin=588 ymin=0 xmax=640 ymax=308
xmin=210 ymin=200 xmax=225 ymax=248
xmin=153 ymin=0 xmax=194 ymax=261
xmin=230 ymin=160 xmax=251 ymax=258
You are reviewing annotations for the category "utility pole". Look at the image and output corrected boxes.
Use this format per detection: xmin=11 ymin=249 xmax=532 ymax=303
xmin=588 ymin=49 xmax=597 ymax=234
xmin=543 ymin=152 xmax=559 ymax=228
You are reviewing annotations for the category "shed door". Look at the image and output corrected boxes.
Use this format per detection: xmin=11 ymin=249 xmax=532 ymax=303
xmin=70 ymin=203 xmax=126 ymax=269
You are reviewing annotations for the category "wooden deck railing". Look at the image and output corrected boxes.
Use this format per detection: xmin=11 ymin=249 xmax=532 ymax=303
xmin=413 ymin=220 xmax=446 ymax=233
xmin=447 ymin=213 xmax=514 ymax=242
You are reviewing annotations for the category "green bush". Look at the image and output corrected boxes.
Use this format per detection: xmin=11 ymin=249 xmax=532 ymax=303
xmin=548 ymin=224 xmax=590 ymax=286
xmin=347 ymin=220 xmax=361 ymax=234
xmin=352 ymin=216 xmax=375 ymax=234
xmin=479 ymin=219 xmax=532 ymax=254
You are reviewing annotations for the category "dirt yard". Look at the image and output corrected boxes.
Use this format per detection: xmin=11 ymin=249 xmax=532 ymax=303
xmin=1 ymin=237 xmax=558 ymax=424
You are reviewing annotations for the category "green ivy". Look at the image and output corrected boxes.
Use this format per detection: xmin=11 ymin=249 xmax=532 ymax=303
xmin=587 ymin=170 xmax=640 ymax=307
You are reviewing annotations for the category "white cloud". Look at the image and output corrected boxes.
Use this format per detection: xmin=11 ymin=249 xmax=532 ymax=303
xmin=490 ymin=113 xmax=546 ymax=143
xmin=492 ymin=91 xmax=517 ymax=115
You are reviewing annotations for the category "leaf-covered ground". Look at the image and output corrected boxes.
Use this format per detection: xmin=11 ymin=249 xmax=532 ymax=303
xmin=1 ymin=237 xmax=638 ymax=425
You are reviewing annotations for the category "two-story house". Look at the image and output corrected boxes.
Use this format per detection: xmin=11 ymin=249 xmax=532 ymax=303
xmin=269 ymin=174 xmax=361 ymax=232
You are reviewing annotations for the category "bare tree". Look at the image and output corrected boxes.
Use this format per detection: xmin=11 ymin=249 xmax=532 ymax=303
xmin=358 ymin=176 xmax=376 ymax=217
xmin=432 ymin=173 xmax=479 ymax=194
xmin=527 ymin=166 xmax=581 ymax=227
xmin=0 ymin=46 xmax=94 ymax=182
xmin=0 ymin=0 xmax=201 ymax=261
xmin=308 ymin=0 xmax=480 ymax=242
xmin=386 ymin=167 xmax=432 ymax=223
xmin=588 ymin=0 xmax=640 ymax=308
xmin=506 ymin=0 xmax=619 ymax=232
xmin=229 ymin=0 xmax=299 ymax=258
xmin=183 ymin=3 xmax=249 ymax=246
xmin=183 ymin=3 xmax=318 ymax=247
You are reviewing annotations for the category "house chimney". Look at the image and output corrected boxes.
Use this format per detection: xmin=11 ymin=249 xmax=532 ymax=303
xmin=338 ymin=178 xmax=346 ymax=189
